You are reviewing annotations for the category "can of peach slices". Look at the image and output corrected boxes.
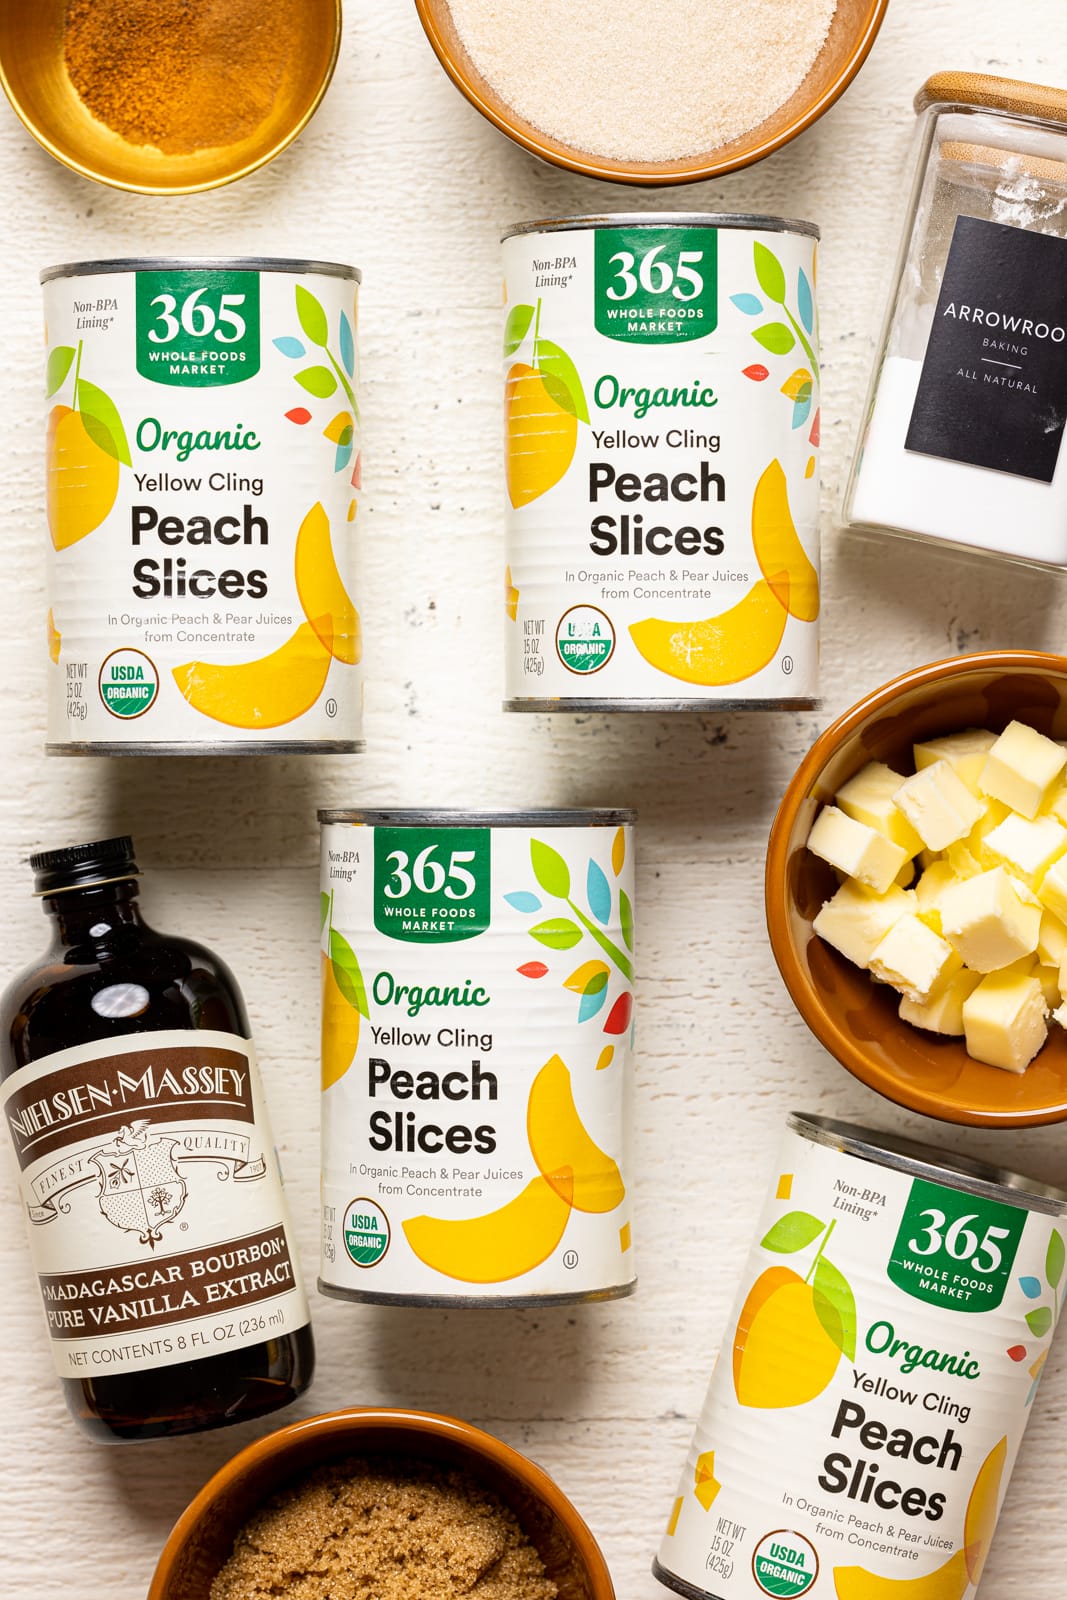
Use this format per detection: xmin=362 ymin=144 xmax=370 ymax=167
xmin=317 ymin=808 xmax=636 ymax=1307
xmin=654 ymin=1114 xmax=1067 ymax=1600
xmin=42 ymin=257 xmax=362 ymax=754
xmin=501 ymin=214 xmax=820 ymax=712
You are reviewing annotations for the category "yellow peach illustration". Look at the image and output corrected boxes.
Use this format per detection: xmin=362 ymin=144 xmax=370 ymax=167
xmin=526 ymin=1053 xmax=625 ymax=1214
xmin=403 ymin=1170 xmax=573 ymax=1283
xmin=963 ymin=1435 xmax=1006 ymax=1586
xmin=47 ymin=404 xmax=119 ymax=550
xmin=630 ymin=576 xmax=789 ymax=688
xmin=732 ymin=1266 xmax=841 ymax=1408
xmin=321 ymin=952 xmax=360 ymax=1090
xmin=751 ymin=459 xmax=819 ymax=622
xmin=172 ymin=617 xmax=333 ymax=730
xmin=294 ymin=502 xmax=362 ymax=664
xmin=505 ymin=564 xmax=519 ymax=621
xmin=47 ymin=608 xmax=61 ymax=665
xmin=834 ymin=1550 xmax=969 ymax=1600
xmin=505 ymin=361 xmax=577 ymax=508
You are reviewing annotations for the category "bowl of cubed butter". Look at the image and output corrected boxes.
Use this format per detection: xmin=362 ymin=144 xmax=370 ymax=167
xmin=766 ymin=651 xmax=1067 ymax=1126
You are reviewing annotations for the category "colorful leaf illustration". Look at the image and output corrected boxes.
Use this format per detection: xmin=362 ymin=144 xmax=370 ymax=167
xmin=813 ymin=1256 xmax=857 ymax=1360
xmin=296 ymin=283 xmax=329 ymax=347
xmin=339 ymin=311 xmax=356 ymax=378
xmin=537 ymin=339 xmax=589 ymax=424
xmin=603 ymin=992 xmax=632 ymax=1034
xmin=286 ymin=407 xmax=312 ymax=424
xmin=296 ymin=365 xmax=337 ymax=398
xmin=504 ymin=890 xmax=542 ymax=913
xmin=730 ymin=293 xmax=763 ymax=316
xmin=760 ymin=1210 xmax=825 ymax=1254
xmin=797 ymin=268 xmax=815 ymax=335
xmin=323 ymin=411 xmax=354 ymax=446
xmin=320 ymin=891 xmax=330 ymax=930
xmin=1020 ymin=1276 xmax=1043 ymax=1300
xmin=587 ymin=859 xmax=612 ymax=925
xmin=77 ymin=379 xmax=131 ymax=466
xmin=1047 ymin=1229 xmax=1064 ymax=1288
xmin=504 ymin=302 xmax=535 ymax=357
xmin=809 ymin=409 xmax=821 ymax=446
xmin=1027 ymin=1306 xmax=1053 ymax=1337
xmin=273 ymin=336 xmax=306 ymax=359
xmin=596 ymin=1046 xmax=614 ymax=1071
xmin=753 ymin=323 xmax=795 ymax=356
xmin=529 ymin=917 xmax=582 ymax=951
xmin=619 ymin=890 xmax=634 ymax=953
xmin=754 ymin=242 xmax=786 ymax=304
xmin=1007 ymin=1345 xmax=1028 ymax=1362
xmin=564 ymin=960 xmax=610 ymax=994
xmin=579 ymin=984 xmax=609 ymax=1023
xmin=541 ymin=370 xmax=578 ymax=418
xmin=743 ymin=364 xmax=770 ymax=381
xmin=780 ymin=368 xmax=813 ymax=402
xmin=46 ymin=345 xmax=75 ymax=397
xmin=335 ymin=442 xmax=353 ymax=472
xmin=518 ymin=961 xmax=549 ymax=978
xmin=611 ymin=827 xmax=626 ymax=876
xmin=531 ymin=838 xmax=571 ymax=898
xmin=329 ymin=927 xmax=369 ymax=1017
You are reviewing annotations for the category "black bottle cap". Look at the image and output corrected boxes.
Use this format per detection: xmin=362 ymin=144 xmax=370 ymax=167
xmin=30 ymin=836 xmax=140 ymax=896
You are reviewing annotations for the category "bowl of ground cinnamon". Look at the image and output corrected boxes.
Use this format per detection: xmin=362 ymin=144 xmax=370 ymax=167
xmin=148 ymin=1408 xmax=616 ymax=1600
xmin=0 ymin=0 xmax=340 ymax=193
xmin=414 ymin=0 xmax=888 ymax=184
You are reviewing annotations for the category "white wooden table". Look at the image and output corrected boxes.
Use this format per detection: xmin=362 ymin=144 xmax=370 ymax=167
xmin=2 ymin=3 xmax=1066 ymax=1596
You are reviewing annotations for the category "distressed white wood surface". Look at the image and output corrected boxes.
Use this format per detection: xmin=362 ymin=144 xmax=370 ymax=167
xmin=1 ymin=3 xmax=1067 ymax=1596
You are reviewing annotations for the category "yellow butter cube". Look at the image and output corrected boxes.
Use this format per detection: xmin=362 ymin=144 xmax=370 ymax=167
xmin=983 ymin=812 xmax=1067 ymax=885
xmin=868 ymin=915 xmax=961 ymax=1004
xmin=900 ymin=968 xmax=982 ymax=1035
xmin=807 ymin=806 xmax=909 ymax=894
xmin=914 ymin=729 xmax=997 ymax=796
xmin=940 ymin=867 xmax=1041 ymax=971
xmin=1038 ymin=856 xmax=1067 ymax=924
xmin=836 ymin=762 xmax=923 ymax=854
xmin=1038 ymin=909 xmax=1067 ymax=968
xmin=980 ymin=721 xmax=1067 ymax=819
xmin=1037 ymin=964 xmax=1062 ymax=1008
xmin=893 ymin=761 xmax=983 ymax=851
xmin=813 ymin=882 xmax=915 ymax=969
xmin=962 ymin=970 xmax=1048 ymax=1073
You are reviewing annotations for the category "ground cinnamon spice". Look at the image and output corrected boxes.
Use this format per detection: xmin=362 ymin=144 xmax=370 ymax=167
xmin=210 ymin=1457 xmax=560 ymax=1600
xmin=63 ymin=0 xmax=298 ymax=155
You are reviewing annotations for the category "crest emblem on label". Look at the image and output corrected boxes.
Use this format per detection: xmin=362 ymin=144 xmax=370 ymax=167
xmin=91 ymin=1120 xmax=187 ymax=1247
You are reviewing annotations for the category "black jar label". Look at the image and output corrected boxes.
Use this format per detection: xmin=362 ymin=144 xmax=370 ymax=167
xmin=906 ymin=215 xmax=1067 ymax=482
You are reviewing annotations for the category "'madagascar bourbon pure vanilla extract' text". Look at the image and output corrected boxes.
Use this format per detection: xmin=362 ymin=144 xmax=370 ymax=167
xmin=0 ymin=837 xmax=313 ymax=1440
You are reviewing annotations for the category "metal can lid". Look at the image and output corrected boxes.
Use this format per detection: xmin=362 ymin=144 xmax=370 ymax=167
xmin=40 ymin=256 xmax=361 ymax=285
xmin=317 ymin=807 xmax=637 ymax=828
xmin=915 ymin=71 xmax=1067 ymax=125
xmin=501 ymin=213 xmax=820 ymax=243
xmin=30 ymin=835 xmax=141 ymax=897
xmin=791 ymin=1113 xmax=1067 ymax=1215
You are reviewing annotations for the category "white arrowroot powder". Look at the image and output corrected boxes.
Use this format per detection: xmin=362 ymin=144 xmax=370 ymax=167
xmin=448 ymin=0 xmax=838 ymax=162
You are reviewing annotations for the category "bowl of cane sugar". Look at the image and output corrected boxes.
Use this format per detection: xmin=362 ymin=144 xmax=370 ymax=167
xmin=0 ymin=0 xmax=340 ymax=194
xmin=415 ymin=0 xmax=888 ymax=184
xmin=148 ymin=1406 xmax=616 ymax=1600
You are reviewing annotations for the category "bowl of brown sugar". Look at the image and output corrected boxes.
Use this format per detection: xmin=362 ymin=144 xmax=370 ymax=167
xmin=0 ymin=0 xmax=340 ymax=193
xmin=148 ymin=1407 xmax=616 ymax=1600
xmin=415 ymin=0 xmax=888 ymax=184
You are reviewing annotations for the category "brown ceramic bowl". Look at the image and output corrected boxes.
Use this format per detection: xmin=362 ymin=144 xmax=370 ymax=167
xmin=414 ymin=0 xmax=888 ymax=185
xmin=766 ymin=651 xmax=1067 ymax=1128
xmin=148 ymin=1406 xmax=616 ymax=1600
xmin=0 ymin=0 xmax=340 ymax=194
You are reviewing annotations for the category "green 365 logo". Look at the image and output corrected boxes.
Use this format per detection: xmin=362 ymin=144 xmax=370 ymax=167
xmin=889 ymin=1179 xmax=1026 ymax=1313
xmin=594 ymin=227 xmax=717 ymax=344
xmin=136 ymin=270 xmax=260 ymax=386
xmin=373 ymin=828 xmax=490 ymax=944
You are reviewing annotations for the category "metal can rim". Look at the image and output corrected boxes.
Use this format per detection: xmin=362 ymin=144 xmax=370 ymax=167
xmin=318 ymin=807 xmax=637 ymax=827
xmin=791 ymin=1112 xmax=1067 ymax=1215
xmin=40 ymin=257 xmax=362 ymax=285
xmin=501 ymin=213 xmax=820 ymax=243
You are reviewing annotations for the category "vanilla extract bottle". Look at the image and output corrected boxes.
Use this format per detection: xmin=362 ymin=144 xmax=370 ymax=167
xmin=0 ymin=837 xmax=313 ymax=1441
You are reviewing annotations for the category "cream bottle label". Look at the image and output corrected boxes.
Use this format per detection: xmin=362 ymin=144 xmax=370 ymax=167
xmin=1 ymin=1030 xmax=309 ymax=1377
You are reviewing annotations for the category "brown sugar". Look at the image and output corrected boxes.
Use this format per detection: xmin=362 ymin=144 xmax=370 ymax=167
xmin=63 ymin=0 xmax=298 ymax=154
xmin=209 ymin=1457 xmax=561 ymax=1600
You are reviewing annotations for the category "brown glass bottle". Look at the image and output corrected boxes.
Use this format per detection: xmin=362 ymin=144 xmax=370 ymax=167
xmin=1 ymin=836 xmax=314 ymax=1442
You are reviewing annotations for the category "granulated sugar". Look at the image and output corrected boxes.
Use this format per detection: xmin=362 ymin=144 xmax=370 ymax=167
xmin=447 ymin=0 xmax=838 ymax=162
xmin=209 ymin=1456 xmax=559 ymax=1600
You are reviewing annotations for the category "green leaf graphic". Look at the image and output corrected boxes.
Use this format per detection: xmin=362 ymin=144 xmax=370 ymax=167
xmin=1027 ymin=1306 xmax=1053 ymax=1338
xmin=813 ymin=1256 xmax=857 ymax=1360
xmin=77 ymin=379 xmax=131 ymax=466
xmin=620 ymin=889 xmax=634 ymax=953
xmin=320 ymin=891 xmax=330 ymax=931
xmin=330 ymin=927 xmax=369 ymax=1017
xmin=531 ymin=838 xmax=571 ymax=898
xmin=296 ymin=366 xmax=338 ymax=398
xmin=504 ymin=303 xmax=535 ymax=357
xmin=296 ymin=284 xmax=329 ymax=347
xmin=537 ymin=339 xmax=589 ymax=423
xmin=541 ymin=370 xmax=577 ymax=418
xmin=753 ymin=323 xmax=795 ymax=356
xmin=760 ymin=1210 xmax=825 ymax=1254
xmin=1047 ymin=1229 xmax=1065 ymax=1289
xmin=46 ymin=346 xmax=75 ymax=397
xmin=753 ymin=242 xmax=786 ymax=305
xmin=529 ymin=917 xmax=582 ymax=951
